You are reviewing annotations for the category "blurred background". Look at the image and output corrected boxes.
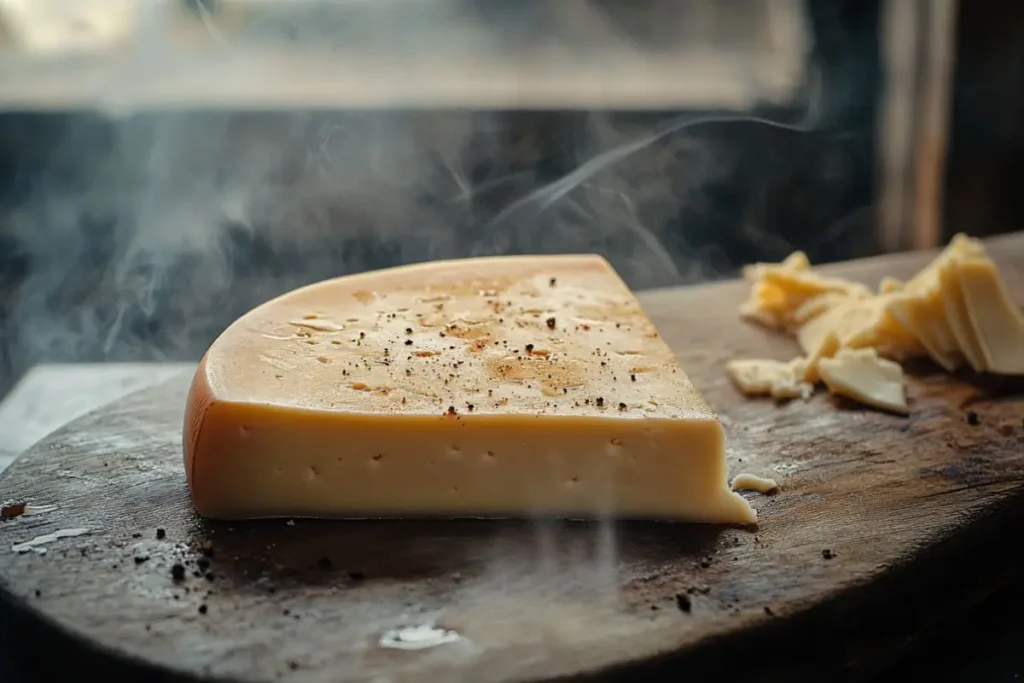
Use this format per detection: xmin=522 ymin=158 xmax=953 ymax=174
xmin=0 ymin=0 xmax=1020 ymax=401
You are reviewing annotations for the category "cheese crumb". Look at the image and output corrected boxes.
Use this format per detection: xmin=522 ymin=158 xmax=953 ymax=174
xmin=731 ymin=473 xmax=779 ymax=494
xmin=725 ymin=358 xmax=814 ymax=402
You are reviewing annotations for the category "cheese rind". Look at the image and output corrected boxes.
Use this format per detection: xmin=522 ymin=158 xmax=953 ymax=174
xmin=185 ymin=255 xmax=756 ymax=524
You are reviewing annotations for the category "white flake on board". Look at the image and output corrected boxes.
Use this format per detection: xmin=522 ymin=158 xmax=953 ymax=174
xmin=378 ymin=624 xmax=463 ymax=651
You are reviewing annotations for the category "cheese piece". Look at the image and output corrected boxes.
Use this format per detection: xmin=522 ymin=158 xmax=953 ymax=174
xmin=955 ymin=258 xmax=1024 ymax=375
xmin=730 ymin=473 xmax=779 ymax=494
xmin=802 ymin=329 xmax=839 ymax=383
xmin=796 ymin=294 xmax=923 ymax=362
xmin=838 ymin=295 xmax=925 ymax=360
xmin=818 ymin=348 xmax=909 ymax=414
xmin=939 ymin=257 xmax=988 ymax=372
xmin=742 ymin=250 xmax=810 ymax=282
xmin=886 ymin=289 xmax=963 ymax=372
xmin=724 ymin=358 xmax=813 ymax=401
xmin=879 ymin=276 xmax=903 ymax=294
xmin=741 ymin=267 xmax=871 ymax=332
xmin=791 ymin=291 xmax=853 ymax=328
xmin=184 ymin=255 xmax=756 ymax=524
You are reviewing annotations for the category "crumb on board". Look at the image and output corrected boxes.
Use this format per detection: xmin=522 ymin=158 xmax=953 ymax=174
xmin=1 ymin=502 xmax=27 ymax=519
xmin=730 ymin=473 xmax=779 ymax=494
xmin=730 ymin=233 xmax=1024 ymax=414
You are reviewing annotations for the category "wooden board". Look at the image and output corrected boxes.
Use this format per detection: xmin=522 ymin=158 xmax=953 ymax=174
xmin=1 ymin=233 xmax=1023 ymax=683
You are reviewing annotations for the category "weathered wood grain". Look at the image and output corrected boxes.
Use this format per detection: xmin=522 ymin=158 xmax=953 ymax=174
xmin=0 ymin=233 xmax=1022 ymax=683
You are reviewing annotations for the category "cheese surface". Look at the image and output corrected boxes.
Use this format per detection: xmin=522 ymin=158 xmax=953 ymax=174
xmin=184 ymin=255 xmax=756 ymax=524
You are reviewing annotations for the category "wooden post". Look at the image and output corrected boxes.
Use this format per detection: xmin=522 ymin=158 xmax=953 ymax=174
xmin=877 ymin=0 xmax=959 ymax=252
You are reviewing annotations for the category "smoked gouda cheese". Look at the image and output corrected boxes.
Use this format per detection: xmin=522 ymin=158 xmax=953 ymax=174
xmin=184 ymin=255 xmax=756 ymax=524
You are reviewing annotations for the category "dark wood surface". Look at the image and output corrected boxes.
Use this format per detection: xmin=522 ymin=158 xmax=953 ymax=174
xmin=0 ymin=233 xmax=1022 ymax=683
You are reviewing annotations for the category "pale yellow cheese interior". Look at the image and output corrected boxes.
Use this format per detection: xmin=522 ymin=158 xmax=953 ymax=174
xmin=185 ymin=255 xmax=756 ymax=524
xmin=728 ymin=233 xmax=1023 ymax=413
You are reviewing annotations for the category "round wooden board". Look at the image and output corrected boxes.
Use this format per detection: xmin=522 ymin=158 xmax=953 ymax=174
xmin=1 ymin=236 xmax=1023 ymax=683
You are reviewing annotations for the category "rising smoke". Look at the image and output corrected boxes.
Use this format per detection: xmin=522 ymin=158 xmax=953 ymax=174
xmin=1 ymin=0 xmax=848 ymax=393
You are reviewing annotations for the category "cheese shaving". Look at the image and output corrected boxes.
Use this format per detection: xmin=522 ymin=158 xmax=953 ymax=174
xmin=728 ymin=233 xmax=1023 ymax=413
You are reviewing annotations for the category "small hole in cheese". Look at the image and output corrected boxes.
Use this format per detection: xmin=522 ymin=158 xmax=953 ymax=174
xmin=316 ymin=356 xmax=330 ymax=364
xmin=609 ymin=438 xmax=623 ymax=446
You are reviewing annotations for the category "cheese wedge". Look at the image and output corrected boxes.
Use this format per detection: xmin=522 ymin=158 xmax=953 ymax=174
xmin=184 ymin=255 xmax=756 ymax=524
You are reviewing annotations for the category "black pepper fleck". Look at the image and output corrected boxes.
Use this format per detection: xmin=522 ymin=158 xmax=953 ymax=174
xmin=618 ymin=402 xmax=627 ymax=411
xmin=822 ymin=549 xmax=835 ymax=560
xmin=966 ymin=410 xmax=980 ymax=426
xmin=525 ymin=344 xmax=534 ymax=353
xmin=595 ymin=397 xmax=605 ymax=407
xmin=134 ymin=555 xmax=149 ymax=565
xmin=546 ymin=317 xmax=556 ymax=329
xmin=675 ymin=593 xmax=692 ymax=613
xmin=404 ymin=339 xmax=413 ymax=346
xmin=549 ymin=277 xmax=557 ymax=287
xmin=155 ymin=528 xmax=166 ymax=540
xmin=630 ymin=374 xmax=636 ymax=382
xmin=171 ymin=564 xmax=186 ymax=581
xmin=198 ymin=604 xmax=208 ymax=615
